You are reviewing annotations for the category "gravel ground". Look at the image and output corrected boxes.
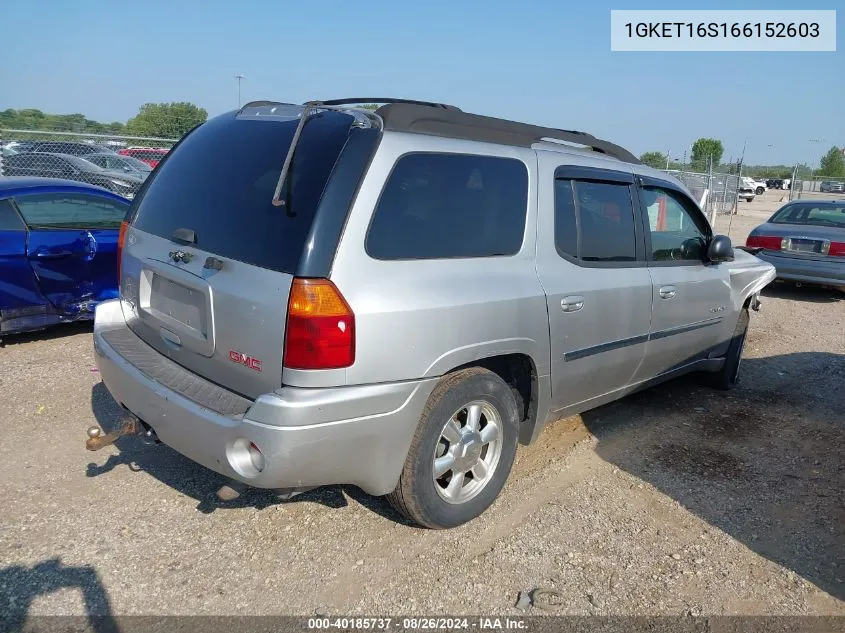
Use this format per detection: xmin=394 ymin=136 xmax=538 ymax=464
xmin=1 ymin=190 xmax=843 ymax=620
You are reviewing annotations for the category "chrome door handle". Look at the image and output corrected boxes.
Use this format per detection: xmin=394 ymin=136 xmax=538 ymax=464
xmin=561 ymin=296 xmax=584 ymax=312
xmin=659 ymin=286 xmax=677 ymax=299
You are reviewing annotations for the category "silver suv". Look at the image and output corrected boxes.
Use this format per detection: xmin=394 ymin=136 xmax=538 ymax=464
xmin=89 ymin=98 xmax=776 ymax=529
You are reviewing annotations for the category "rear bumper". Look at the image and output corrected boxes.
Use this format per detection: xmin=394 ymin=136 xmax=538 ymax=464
xmin=92 ymin=299 xmax=437 ymax=495
xmin=756 ymin=252 xmax=845 ymax=288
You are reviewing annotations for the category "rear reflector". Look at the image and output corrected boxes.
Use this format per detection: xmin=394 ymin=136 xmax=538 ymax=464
xmin=117 ymin=220 xmax=129 ymax=280
xmin=283 ymin=278 xmax=355 ymax=370
xmin=746 ymin=235 xmax=785 ymax=251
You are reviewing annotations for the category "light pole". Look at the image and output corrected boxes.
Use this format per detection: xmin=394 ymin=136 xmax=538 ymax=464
xmin=235 ymin=74 xmax=245 ymax=107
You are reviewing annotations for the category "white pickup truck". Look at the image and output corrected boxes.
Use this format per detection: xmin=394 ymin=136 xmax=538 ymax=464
xmin=743 ymin=177 xmax=767 ymax=196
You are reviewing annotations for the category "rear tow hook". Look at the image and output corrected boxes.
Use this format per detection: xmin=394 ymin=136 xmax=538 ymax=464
xmin=86 ymin=415 xmax=158 ymax=451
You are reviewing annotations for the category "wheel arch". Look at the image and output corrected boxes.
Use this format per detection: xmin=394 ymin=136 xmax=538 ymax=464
xmin=445 ymin=352 xmax=549 ymax=446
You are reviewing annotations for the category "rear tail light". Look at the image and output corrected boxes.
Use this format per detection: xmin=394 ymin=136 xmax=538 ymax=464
xmin=746 ymin=235 xmax=786 ymax=251
xmin=283 ymin=278 xmax=355 ymax=370
xmin=117 ymin=219 xmax=129 ymax=280
xmin=829 ymin=241 xmax=845 ymax=257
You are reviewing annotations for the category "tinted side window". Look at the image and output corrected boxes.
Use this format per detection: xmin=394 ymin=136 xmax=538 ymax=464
xmin=366 ymin=153 xmax=528 ymax=260
xmin=15 ymin=193 xmax=128 ymax=229
xmin=554 ymin=179 xmax=578 ymax=258
xmin=576 ymin=181 xmax=637 ymax=262
xmin=0 ymin=199 xmax=25 ymax=231
xmin=641 ymin=186 xmax=708 ymax=262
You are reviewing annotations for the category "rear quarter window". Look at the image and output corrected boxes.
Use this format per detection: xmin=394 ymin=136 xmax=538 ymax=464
xmin=365 ymin=152 xmax=529 ymax=260
xmin=0 ymin=199 xmax=26 ymax=231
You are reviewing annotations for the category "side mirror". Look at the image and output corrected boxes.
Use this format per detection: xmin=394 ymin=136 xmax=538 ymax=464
xmin=707 ymin=234 xmax=734 ymax=263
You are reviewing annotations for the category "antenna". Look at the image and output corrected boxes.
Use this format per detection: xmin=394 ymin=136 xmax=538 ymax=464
xmin=234 ymin=74 xmax=245 ymax=107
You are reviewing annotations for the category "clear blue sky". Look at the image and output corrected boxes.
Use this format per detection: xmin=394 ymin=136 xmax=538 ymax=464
xmin=1 ymin=0 xmax=842 ymax=166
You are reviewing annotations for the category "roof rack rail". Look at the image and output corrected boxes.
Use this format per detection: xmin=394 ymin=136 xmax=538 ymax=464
xmin=265 ymin=96 xmax=638 ymax=208
xmin=375 ymin=103 xmax=640 ymax=164
xmin=308 ymin=97 xmax=461 ymax=111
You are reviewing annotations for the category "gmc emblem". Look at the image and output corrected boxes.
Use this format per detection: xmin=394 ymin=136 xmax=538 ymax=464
xmin=229 ymin=349 xmax=262 ymax=372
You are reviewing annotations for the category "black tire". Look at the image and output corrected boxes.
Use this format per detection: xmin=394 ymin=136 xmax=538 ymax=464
xmin=756 ymin=187 xmax=764 ymax=195
xmin=385 ymin=367 xmax=519 ymax=529
xmin=709 ymin=309 xmax=749 ymax=390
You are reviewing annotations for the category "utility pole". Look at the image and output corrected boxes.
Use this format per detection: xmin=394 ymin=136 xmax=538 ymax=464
xmin=235 ymin=74 xmax=245 ymax=107
xmin=665 ymin=150 xmax=671 ymax=170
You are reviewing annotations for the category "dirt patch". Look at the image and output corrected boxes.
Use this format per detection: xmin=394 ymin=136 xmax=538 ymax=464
xmin=651 ymin=443 xmax=748 ymax=480
xmin=701 ymin=403 xmax=765 ymax=440
xmin=512 ymin=414 xmax=590 ymax=478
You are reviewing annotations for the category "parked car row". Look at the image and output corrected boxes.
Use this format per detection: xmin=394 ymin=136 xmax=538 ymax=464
xmin=1 ymin=140 xmax=169 ymax=198
xmin=2 ymin=152 xmax=145 ymax=198
xmin=766 ymin=178 xmax=791 ymax=190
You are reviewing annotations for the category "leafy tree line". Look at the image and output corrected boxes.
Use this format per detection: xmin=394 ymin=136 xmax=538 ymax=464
xmin=639 ymin=137 xmax=844 ymax=179
xmin=0 ymin=102 xmax=207 ymax=139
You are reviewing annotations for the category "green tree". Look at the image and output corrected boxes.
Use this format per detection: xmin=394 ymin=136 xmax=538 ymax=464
xmin=639 ymin=151 xmax=668 ymax=169
xmin=690 ymin=138 xmax=724 ymax=170
xmin=125 ymin=102 xmax=207 ymax=138
xmin=818 ymin=146 xmax=845 ymax=177
xmin=0 ymin=108 xmax=127 ymax=135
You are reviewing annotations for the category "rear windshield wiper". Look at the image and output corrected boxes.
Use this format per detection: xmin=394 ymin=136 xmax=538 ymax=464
xmin=271 ymin=105 xmax=317 ymax=212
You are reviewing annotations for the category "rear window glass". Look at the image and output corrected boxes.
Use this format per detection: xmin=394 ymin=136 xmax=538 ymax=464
xmin=366 ymin=152 xmax=528 ymax=260
xmin=770 ymin=203 xmax=845 ymax=228
xmin=131 ymin=111 xmax=354 ymax=273
xmin=15 ymin=193 xmax=128 ymax=229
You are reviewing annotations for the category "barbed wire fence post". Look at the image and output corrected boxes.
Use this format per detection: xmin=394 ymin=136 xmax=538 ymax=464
xmin=706 ymin=154 xmax=715 ymax=226
xmin=789 ymin=164 xmax=799 ymax=201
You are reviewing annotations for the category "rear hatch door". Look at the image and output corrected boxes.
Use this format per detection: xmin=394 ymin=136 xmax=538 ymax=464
xmin=120 ymin=107 xmax=357 ymax=399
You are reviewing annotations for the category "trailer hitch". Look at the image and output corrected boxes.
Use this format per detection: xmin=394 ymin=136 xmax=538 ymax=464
xmin=86 ymin=414 xmax=157 ymax=451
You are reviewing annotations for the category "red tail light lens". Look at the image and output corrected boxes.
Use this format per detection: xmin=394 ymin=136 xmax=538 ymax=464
xmin=283 ymin=278 xmax=355 ymax=370
xmin=829 ymin=241 xmax=845 ymax=257
xmin=117 ymin=220 xmax=129 ymax=280
xmin=746 ymin=235 xmax=784 ymax=250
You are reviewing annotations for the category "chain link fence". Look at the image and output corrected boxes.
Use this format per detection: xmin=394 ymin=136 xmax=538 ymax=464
xmin=0 ymin=129 xmax=178 ymax=199
xmin=789 ymin=175 xmax=845 ymax=200
xmin=661 ymin=169 xmax=740 ymax=225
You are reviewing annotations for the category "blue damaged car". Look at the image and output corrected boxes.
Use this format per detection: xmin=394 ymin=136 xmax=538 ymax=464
xmin=0 ymin=177 xmax=131 ymax=339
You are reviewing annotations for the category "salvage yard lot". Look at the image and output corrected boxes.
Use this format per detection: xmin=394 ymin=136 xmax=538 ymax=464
xmin=1 ymin=190 xmax=843 ymax=619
